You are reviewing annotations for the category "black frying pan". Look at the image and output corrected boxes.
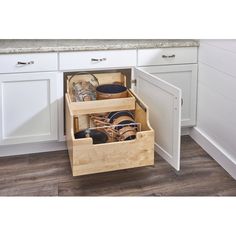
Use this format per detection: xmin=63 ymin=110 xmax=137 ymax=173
xmin=108 ymin=110 xmax=134 ymax=123
xmin=96 ymin=84 xmax=127 ymax=93
xmin=74 ymin=129 xmax=108 ymax=144
xmin=114 ymin=120 xmax=138 ymax=130
xmin=124 ymin=135 xmax=136 ymax=141
xmin=96 ymin=84 xmax=128 ymax=100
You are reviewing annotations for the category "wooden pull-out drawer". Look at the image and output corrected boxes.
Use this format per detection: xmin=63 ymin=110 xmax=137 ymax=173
xmin=66 ymin=91 xmax=154 ymax=176
xmin=137 ymin=47 xmax=197 ymax=66
xmin=66 ymin=72 xmax=136 ymax=115
xmin=65 ymin=67 xmax=184 ymax=176
xmin=0 ymin=53 xmax=58 ymax=74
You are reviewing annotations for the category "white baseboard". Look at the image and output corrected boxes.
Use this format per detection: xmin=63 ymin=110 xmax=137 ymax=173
xmin=190 ymin=127 xmax=236 ymax=180
xmin=181 ymin=127 xmax=191 ymax=136
xmin=0 ymin=141 xmax=67 ymax=157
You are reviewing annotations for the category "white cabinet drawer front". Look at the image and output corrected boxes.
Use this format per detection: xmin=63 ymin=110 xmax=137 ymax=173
xmin=0 ymin=53 xmax=58 ymax=74
xmin=137 ymin=47 xmax=198 ymax=66
xmin=59 ymin=50 xmax=136 ymax=70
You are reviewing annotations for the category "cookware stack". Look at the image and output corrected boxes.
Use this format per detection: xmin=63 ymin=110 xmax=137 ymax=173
xmin=70 ymin=72 xmax=128 ymax=102
xmin=69 ymin=72 xmax=140 ymax=144
xmin=90 ymin=111 xmax=141 ymax=142
xmin=65 ymin=71 xmax=154 ymax=176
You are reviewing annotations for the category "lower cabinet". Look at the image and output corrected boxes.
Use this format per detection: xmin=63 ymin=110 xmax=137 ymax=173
xmin=0 ymin=72 xmax=58 ymax=145
xmin=65 ymin=68 xmax=181 ymax=176
xmin=139 ymin=64 xmax=198 ymax=127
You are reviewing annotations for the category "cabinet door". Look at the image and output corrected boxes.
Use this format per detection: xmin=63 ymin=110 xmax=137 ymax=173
xmin=0 ymin=72 xmax=58 ymax=145
xmin=139 ymin=64 xmax=198 ymax=127
xmin=134 ymin=67 xmax=181 ymax=170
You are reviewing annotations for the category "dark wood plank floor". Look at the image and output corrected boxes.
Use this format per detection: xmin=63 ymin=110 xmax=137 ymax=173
xmin=0 ymin=136 xmax=236 ymax=196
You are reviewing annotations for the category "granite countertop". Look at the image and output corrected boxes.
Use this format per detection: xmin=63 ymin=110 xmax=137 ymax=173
xmin=0 ymin=39 xmax=199 ymax=54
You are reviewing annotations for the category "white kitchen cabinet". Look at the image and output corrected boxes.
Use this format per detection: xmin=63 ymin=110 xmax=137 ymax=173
xmin=137 ymin=47 xmax=197 ymax=66
xmin=59 ymin=49 xmax=182 ymax=171
xmin=59 ymin=50 xmax=136 ymax=70
xmin=58 ymin=48 xmax=185 ymax=171
xmin=0 ymin=53 xmax=58 ymax=74
xmin=137 ymin=47 xmax=198 ymax=127
xmin=139 ymin=64 xmax=198 ymax=127
xmin=64 ymin=68 xmax=181 ymax=175
xmin=134 ymin=68 xmax=181 ymax=170
xmin=0 ymin=47 xmax=193 ymax=172
xmin=0 ymin=72 xmax=58 ymax=145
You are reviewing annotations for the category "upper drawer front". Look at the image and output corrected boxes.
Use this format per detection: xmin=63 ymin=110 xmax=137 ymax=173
xmin=59 ymin=50 xmax=136 ymax=70
xmin=137 ymin=47 xmax=198 ymax=66
xmin=0 ymin=53 xmax=58 ymax=74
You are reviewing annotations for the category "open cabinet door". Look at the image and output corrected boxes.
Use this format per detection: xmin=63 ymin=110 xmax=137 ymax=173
xmin=134 ymin=67 xmax=181 ymax=170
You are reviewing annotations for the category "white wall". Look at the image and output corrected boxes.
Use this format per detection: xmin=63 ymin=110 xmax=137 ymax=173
xmin=193 ymin=40 xmax=236 ymax=178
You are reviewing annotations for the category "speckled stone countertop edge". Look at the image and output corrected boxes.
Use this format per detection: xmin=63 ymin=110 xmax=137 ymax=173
xmin=0 ymin=40 xmax=199 ymax=54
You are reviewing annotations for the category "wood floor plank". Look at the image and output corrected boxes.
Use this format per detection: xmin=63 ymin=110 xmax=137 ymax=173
xmin=0 ymin=182 xmax=58 ymax=196
xmin=0 ymin=136 xmax=235 ymax=196
xmin=0 ymin=150 xmax=71 ymax=195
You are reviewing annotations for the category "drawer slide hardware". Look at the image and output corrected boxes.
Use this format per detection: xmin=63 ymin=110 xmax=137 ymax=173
xmin=131 ymin=79 xmax=137 ymax=86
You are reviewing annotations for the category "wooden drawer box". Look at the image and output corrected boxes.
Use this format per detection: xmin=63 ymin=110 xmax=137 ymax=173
xmin=137 ymin=47 xmax=198 ymax=66
xmin=0 ymin=53 xmax=58 ymax=74
xmin=65 ymin=67 xmax=185 ymax=175
xmin=59 ymin=50 xmax=136 ymax=71
xmin=65 ymin=72 xmax=154 ymax=176
xmin=66 ymin=92 xmax=154 ymax=176
xmin=66 ymin=72 xmax=136 ymax=115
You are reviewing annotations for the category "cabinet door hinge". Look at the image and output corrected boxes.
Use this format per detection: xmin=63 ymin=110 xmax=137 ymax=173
xmin=131 ymin=79 xmax=137 ymax=86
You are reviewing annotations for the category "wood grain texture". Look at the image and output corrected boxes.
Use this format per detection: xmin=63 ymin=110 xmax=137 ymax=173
xmin=66 ymin=91 xmax=154 ymax=176
xmin=66 ymin=72 xmax=135 ymax=115
xmin=0 ymin=136 xmax=235 ymax=196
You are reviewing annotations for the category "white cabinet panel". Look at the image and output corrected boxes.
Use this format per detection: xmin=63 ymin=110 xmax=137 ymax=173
xmin=201 ymin=40 xmax=236 ymax=54
xmin=0 ymin=53 xmax=58 ymax=74
xmin=137 ymin=47 xmax=197 ymax=66
xmin=134 ymin=68 xmax=181 ymax=170
xmin=197 ymin=82 xmax=236 ymax=159
xmin=0 ymin=72 xmax=58 ymax=145
xmin=199 ymin=42 xmax=236 ymax=78
xmin=59 ymin=50 xmax=136 ymax=71
xmin=140 ymin=64 xmax=197 ymax=127
xmin=197 ymin=63 xmax=236 ymax=160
